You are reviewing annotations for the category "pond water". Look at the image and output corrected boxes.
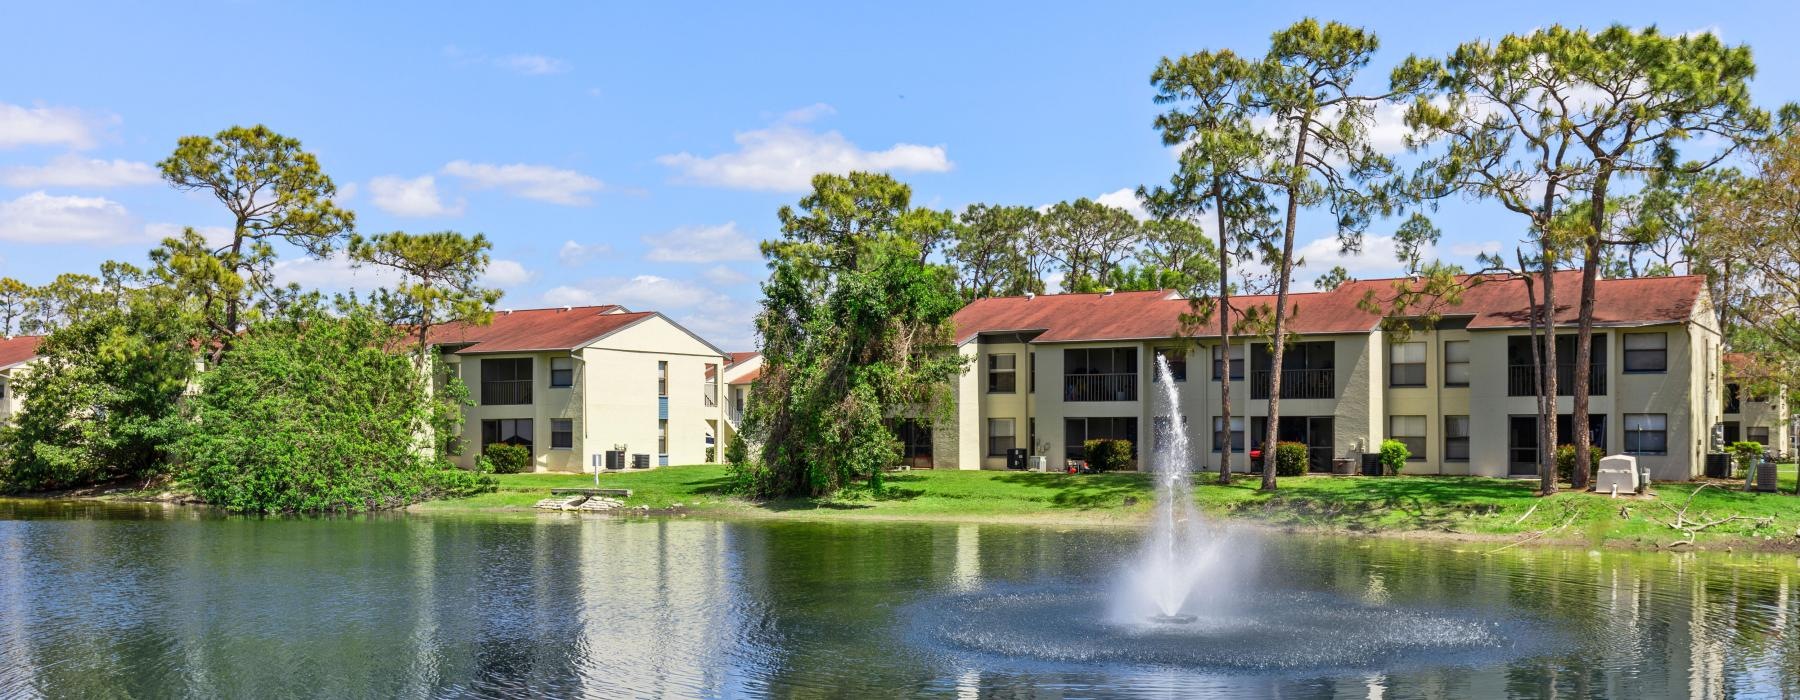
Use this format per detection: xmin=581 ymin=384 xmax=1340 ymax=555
xmin=2 ymin=499 xmax=1797 ymax=699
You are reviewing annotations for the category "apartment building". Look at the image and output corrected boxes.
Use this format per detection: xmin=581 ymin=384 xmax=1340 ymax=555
xmin=945 ymin=273 xmax=1725 ymax=481
xmin=719 ymin=351 xmax=760 ymax=446
xmin=1722 ymin=352 xmax=1793 ymax=455
xmin=429 ymin=305 xmax=729 ymax=472
xmin=0 ymin=335 xmax=44 ymax=424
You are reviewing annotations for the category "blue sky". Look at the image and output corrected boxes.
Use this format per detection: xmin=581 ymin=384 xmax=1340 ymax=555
xmin=3 ymin=1 xmax=1799 ymax=349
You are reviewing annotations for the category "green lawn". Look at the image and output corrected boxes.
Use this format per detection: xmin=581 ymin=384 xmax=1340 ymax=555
xmin=419 ymin=464 xmax=1800 ymax=548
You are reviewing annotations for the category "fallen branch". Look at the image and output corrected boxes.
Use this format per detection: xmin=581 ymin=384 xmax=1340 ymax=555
xmin=1512 ymin=501 xmax=1540 ymax=525
xmin=1487 ymin=510 xmax=1580 ymax=555
xmin=1653 ymin=483 xmax=1778 ymax=547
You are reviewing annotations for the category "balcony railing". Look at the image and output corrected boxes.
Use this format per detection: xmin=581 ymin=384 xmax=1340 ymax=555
xmin=1064 ymin=373 xmax=1137 ymax=402
xmin=1250 ymin=368 xmax=1335 ymax=400
xmin=1507 ymin=364 xmax=1607 ymax=397
xmin=704 ymin=381 xmax=718 ymax=407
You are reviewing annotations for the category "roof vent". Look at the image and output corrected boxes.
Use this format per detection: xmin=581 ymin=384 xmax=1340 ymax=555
xmin=562 ymin=305 xmax=572 ymax=311
xmin=502 ymin=309 xmax=513 ymax=315
xmin=1103 ymin=289 xmax=1115 ymax=297
xmin=1024 ymin=292 xmax=1036 ymax=300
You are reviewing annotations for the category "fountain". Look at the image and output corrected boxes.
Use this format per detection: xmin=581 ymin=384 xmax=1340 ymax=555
xmin=1118 ymin=354 xmax=1222 ymax=625
xmin=904 ymin=355 xmax=1537 ymax=675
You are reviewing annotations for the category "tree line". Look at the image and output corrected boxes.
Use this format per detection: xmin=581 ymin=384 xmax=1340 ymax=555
xmin=742 ymin=19 xmax=1800 ymax=499
xmin=0 ymin=126 xmax=502 ymax=511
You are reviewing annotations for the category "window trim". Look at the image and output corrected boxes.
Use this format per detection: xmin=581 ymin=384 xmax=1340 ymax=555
xmin=1389 ymin=342 xmax=1427 ymax=388
xmin=1443 ymin=340 xmax=1471 ymax=388
xmin=1623 ymin=413 xmax=1668 ymax=455
xmin=1390 ymin=415 xmax=1427 ymax=461
xmin=987 ymin=353 xmax=1018 ymax=394
xmin=550 ymin=418 xmax=574 ymax=450
xmin=1211 ymin=344 xmax=1245 ymax=381
xmin=987 ymin=417 xmax=1016 ymax=457
xmin=1622 ymin=332 xmax=1668 ymax=374
xmin=550 ymin=356 xmax=574 ymax=388
xmin=1211 ymin=415 xmax=1246 ymax=453
xmin=1444 ymin=415 xmax=1470 ymax=462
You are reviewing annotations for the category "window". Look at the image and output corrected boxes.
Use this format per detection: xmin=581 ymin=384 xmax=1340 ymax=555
xmin=1443 ymin=341 xmax=1470 ymax=387
xmin=1624 ymin=414 xmax=1668 ymax=455
xmin=1029 ymin=351 xmax=1036 ymax=393
xmin=733 ymin=387 xmax=745 ymax=413
xmin=551 ymin=419 xmax=573 ymax=449
xmin=1065 ymin=417 xmax=1137 ymax=461
xmin=1390 ymin=342 xmax=1426 ymax=387
xmin=1390 ymin=415 xmax=1426 ymax=461
xmin=1724 ymin=383 xmax=1742 ymax=414
xmin=481 ymin=418 xmax=533 ymax=453
xmin=550 ymin=357 xmax=574 ymax=387
xmin=657 ymin=361 xmax=668 ymax=396
xmin=658 ymin=418 xmax=668 ymax=454
xmin=892 ymin=419 xmax=933 ymax=461
xmin=1748 ymin=426 xmax=1771 ymax=446
xmin=0 ymin=379 xmax=6 ymax=399
xmin=1211 ymin=416 xmax=1246 ymax=453
xmin=480 ymin=358 xmax=533 ymax=405
xmin=988 ymin=353 xmax=1017 ymax=393
xmin=1155 ymin=348 xmax=1187 ymax=382
xmin=1211 ymin=345 xmax=1244 ymax=380
xmin=988 ymin=418 xmax=1016 ymax=456
xmin=1444 ymin=415 xmax=1470 ymax=461
xmin=1623 ymin=333 xmax=1667 ymax=373
xmin=1152 ymin=416 xmax=1188 ymax=446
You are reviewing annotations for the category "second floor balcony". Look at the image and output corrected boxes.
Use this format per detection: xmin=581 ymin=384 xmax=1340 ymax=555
xmin=1507 ymin=363 xmax=1607 ymax=397
xmin=1064 ymin=372 xmax=1137 ymax=402
xmin=1251 ymin=368 xmax=1335 ymax=400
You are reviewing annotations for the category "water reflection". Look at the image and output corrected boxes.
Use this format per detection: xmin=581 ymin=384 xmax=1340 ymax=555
xmin=0 ymin=499 xmax=1797 ymax=698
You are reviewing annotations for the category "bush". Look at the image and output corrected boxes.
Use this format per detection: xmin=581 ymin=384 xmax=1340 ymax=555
xmin=724 ymin=432 xmax=749 ymax=467
xmin=1271 ymin=441 xmax=1309 ymax=476
xmin=482 ymin=443 xmax=531 ymax=474
xmin=1379 ymin=439 xmax=1411 ymax=476
xmin=176 ymin=308 xmax=496 ymax=513
xmin=705 ymin=446 xmax=716 ymax=462
xmin=1729 ymin=441 xmax=1766 ymax=476
xmin=1554 ymin=444 xmax=1606 ymax=483
xmin=1083 ymin=439 xmax=1134 ymax=472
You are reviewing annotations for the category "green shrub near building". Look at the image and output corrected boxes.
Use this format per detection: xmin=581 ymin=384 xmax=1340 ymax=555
xmin=1083 ymin=439 xmax=1134 ymax=472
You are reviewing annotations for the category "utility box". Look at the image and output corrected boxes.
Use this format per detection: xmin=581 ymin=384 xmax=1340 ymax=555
xmin=1006 ymin=448 xmax=1027 ymax=470
xmin=605 ymin=450 xmax=626 ymax=470
xmin=1704 ymin=453 xmax=1731 ymax=479
xmin=1359 ymin=453 xmax=1382 ymax=476
xmin=631 ymin=453 xmax=650 ymax=469
xmin=1754 ymin=462 xmax=1780 ymax=493
xmin=1029 ymin=456 xmax=1048 ymax=472
xmin=1594 ymin=455 xmax=1639 ymax=494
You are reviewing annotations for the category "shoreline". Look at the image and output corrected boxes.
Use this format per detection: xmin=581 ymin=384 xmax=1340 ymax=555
xmin=15 ymin=469 xmax=1799 ymax=554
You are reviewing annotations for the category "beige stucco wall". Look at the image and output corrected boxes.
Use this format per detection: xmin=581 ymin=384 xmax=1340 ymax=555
xmin=450 ymin=315 xmax=726 ymax=473
xmin=0 ymin=364 xmax=28 ymax=424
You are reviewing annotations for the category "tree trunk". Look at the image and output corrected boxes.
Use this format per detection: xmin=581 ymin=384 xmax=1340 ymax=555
xmin=1572 ymin=176 xmax=1607 ymax=492
xmin=1214 ymin=177 xmax=1233 ymax=486
xmin=1263 ymin=125 xmax=1310 ymax=491
xmin=1539 ymin=244 xmax=1559 ymax=496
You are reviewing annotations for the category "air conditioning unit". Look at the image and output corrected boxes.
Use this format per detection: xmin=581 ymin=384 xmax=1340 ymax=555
xmin=1029 ymin=456 xmax=1048 ymax=472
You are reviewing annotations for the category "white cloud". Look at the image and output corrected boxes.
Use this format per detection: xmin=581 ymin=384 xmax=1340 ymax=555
xmin=1449 ymin=240 xmax=1502 ymax=258
xmin=367 ymin=175 xmax=465 ymax=217
xmin=334 ymin=181 xmax=358 ymax=203
xmin=643 ymin=222 xmax=760 ymax=263
xmin=0 ymin=155 xmax=160 ymax=188
xmin=1294 ymin=233 xmax=1426 ymax=279
xmin=440 ymin=160 xmax=602 ymax=206
xmin=0 ymin=102 xmax=111 ymax=150
xmin=657 ymin=106 xmax=952 ymax=192
xmin=272 ymin=255 xmax=404 ymax=291
xmin=1095 ymin=187 xmax=1149 ymax=220
xmin=0 ymin=191 xmax=137 ymax=244
xmin=702 ymin=265 xmax=751 ymax=286
xmin=496 ymin=54 xmax=569 ymax=75
xmin=482 ymin=259 xmax=535 ymax=287
xmin=558 ymin=240 xmax=614 ymax=266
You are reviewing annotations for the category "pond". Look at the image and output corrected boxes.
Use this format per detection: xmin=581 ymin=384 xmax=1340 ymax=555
xmin=2 ymin=499 xmax=1797 ymax=698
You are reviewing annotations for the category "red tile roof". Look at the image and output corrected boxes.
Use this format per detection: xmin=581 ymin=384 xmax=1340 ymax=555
xmin=952 ymin=273 xmax=1706 ymax=344
xmin=727 ymin=351 xmax=760 ymax=367
xmin=728 ymin=366 xmax=761 ymax=385
xmin=0 ymin=335 xmax=43 ymax=369
xmin=428 ymin=306 xmax=654 ymax=354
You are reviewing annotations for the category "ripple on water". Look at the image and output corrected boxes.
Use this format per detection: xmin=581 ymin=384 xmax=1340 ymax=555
xmin=906 ymin=586 xmax=1549 ymax=675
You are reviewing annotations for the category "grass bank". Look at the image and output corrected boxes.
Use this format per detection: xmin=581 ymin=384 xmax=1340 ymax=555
xmin=418 ymin=464 xmax=1800 ymax=550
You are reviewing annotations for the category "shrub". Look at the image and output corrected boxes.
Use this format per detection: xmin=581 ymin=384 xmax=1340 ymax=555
xmin=483 ymin=443 xmax=531 ymax=474
xmin=724 ymin=432 xmax=749 ymax=467
xmin=1554 ymin=444 xmax=1606 ymax=483
xmin=176 ymin=308 xmax=497 ymax=513
xmin=1083 ymin=439 xmax=1134 ymax=472
xmin=1275 ymin=441 xmax=1309 ymax=476
xmin=705 ymin=446 xmax=716 ymax=462
xmin=1729 ymin=441 xmax=1766 ymax=476
xmin=1379 ymin=439 xmax=1411 ymax=476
